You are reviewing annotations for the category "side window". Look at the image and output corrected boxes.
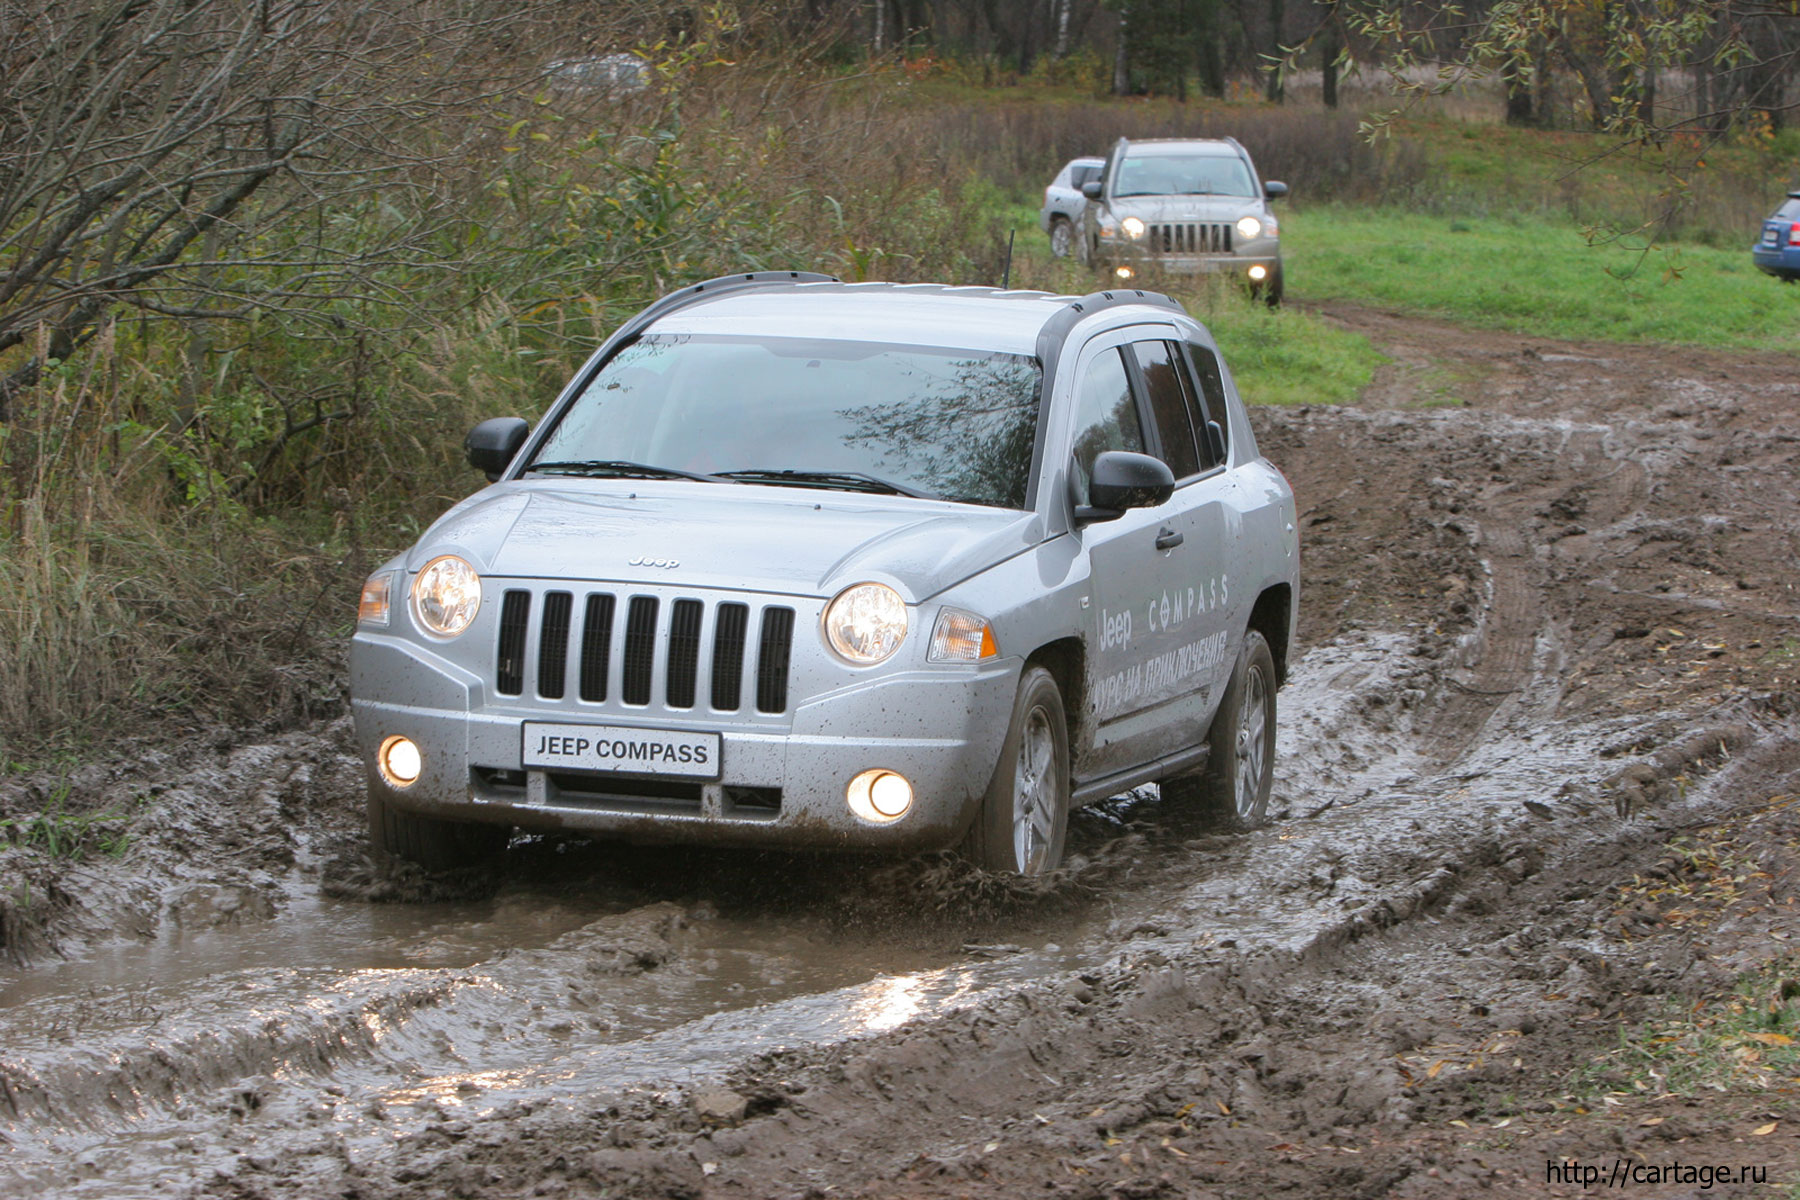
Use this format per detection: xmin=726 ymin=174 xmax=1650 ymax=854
xmin=1131 ymin=341 xmax=1202 ymax=479
xmin=1184 ymin=342 xmax=1231 ymax=461
xmin=1072 ymin=165 xmax=1100 ymax=189
xmin=1069 ymin=348 xmax=1145 ymax=505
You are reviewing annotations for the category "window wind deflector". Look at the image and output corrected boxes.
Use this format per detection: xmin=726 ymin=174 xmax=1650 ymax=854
xmin=716 ymin=469 xmax=941 ymax=499
xmin=524 ymin=459 xmax=731 ymax=483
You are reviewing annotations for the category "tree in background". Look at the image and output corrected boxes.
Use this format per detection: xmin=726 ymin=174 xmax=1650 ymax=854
xmin=1347 ymin=0 xmax=1798 ymax=136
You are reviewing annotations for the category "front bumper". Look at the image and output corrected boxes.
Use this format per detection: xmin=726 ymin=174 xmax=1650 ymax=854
xmin=350 ymin=630 xmax=1019 ymax=853
xmin=1095 ymin=237 xmax=1280 ymax=280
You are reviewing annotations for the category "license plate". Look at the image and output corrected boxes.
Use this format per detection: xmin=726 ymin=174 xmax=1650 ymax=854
xmin=522 ymin=722 xmax=720 ymax=779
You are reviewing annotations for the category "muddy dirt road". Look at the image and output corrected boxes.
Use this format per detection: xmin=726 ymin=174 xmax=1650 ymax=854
xmin=3 ymin=305 xmax=1799 ymax=1198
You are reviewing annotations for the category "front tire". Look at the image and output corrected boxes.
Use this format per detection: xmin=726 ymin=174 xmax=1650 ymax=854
xmin=965 ymin=665 xmax=1071 ymax=875
xmin=1164 ymin=630 xmax=1277 ymax=827
xmin=368 ymin=789 xmax=509 ymax=872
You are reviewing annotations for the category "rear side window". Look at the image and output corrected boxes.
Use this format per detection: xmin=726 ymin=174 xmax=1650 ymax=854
xmin=1184 ymin=342 xmax=1231 ymax=460
xmin=1777 ymin=199 xmax=1800 ymax=221
xmin=1069 ymin=348 xmax=1145 ymax=505
xmin=1072 ymin=165 xmax=1102 ymax=189
xmin=1131 ymin=341 xmax=1202 ymax=479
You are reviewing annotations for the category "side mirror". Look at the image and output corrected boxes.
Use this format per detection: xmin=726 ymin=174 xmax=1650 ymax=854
xmin=1263 ymin=180 xmax=1289 ymax=200
xmin=1077 ymin=451 xmax=1174 ymax=523
xmin=1081 ymin=179 xmax=1104 ymax=200
xmin=466 ymin=417 xmax=529 ymax=481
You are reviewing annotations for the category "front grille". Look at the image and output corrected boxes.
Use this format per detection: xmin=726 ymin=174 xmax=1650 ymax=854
xmin=1149 ymin=222 xmax=1232 ymax=255
xmin=493 ymin=588 xmax=797 ymax=713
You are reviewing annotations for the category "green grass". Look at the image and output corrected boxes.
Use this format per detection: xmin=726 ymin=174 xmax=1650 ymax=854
xmin=0 ymin=786 xmax=134 ymax=861
xmin=1288 ymin=206 xmax=1800 ymax=353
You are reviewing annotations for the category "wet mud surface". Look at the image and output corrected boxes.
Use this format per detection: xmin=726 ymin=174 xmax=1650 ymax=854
xmin=4 ymin=304 xmax=1800 ymax=1197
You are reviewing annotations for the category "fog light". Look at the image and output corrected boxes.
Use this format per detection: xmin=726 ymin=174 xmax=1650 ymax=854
xmin=847 ymin=769 xmax=913 ymax=823
xmin=1114 ymin=266 xmax=1134 ymax=281
xmin=1248 ymin=264 xmax=1269 ymax=282
xmin=378 ymin=735 xmax=422 ymax=788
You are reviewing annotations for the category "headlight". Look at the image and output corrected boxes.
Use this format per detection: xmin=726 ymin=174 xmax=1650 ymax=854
xmin=358 ymin=571 xmax=393 ymax=627
xmin=823 ymin=582 xmax=908 ymax=665
xmin=929 ymin=609 xmax=999 ymax=663
xmin=411 ymin=555 xmax=482 ymax=638
xmin=1236 ymin=215 xmax=1263 ymax=240
xmin=1121 ymin=216 xmax=1147 ymax=240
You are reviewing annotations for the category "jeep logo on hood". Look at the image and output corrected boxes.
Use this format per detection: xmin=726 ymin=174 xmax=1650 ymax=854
xmin=629 ymin=556 xmax=679 ymax=569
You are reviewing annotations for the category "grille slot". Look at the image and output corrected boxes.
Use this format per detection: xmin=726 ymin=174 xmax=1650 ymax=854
xmin=756 ymin=607 xmax=795 ymax=713
xmin=711 ymin=602 xmax=749 ymax=711
xmin=579 ymin=593 xmax=616 ymax=702
xmin=496 ymin=590 xmax=532 ymax=696
xmin=666 ymin=599 xmax=704 ymax=709
xmin=622 ymin=596 xmax=659 ymax=705
xmin=537 ymin=591 xmax=572 ymax=698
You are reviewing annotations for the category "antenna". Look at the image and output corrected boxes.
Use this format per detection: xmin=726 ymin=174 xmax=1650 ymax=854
xmin=1001 ymin=230 xmax=1016 ymax=290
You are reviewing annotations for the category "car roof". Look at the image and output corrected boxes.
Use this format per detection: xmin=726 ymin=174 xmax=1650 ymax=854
xmin=1068 ymin=156 xmax=1105 ymax=166
xmin=1122 ymin=139 xmax=1241 ymax=158
xmin=649 ymin=282 xmax=1109 ymax=356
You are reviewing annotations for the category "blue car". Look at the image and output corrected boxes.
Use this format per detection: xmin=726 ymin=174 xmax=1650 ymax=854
xmin=1753 ymin=191 xmax=1800 ymax=281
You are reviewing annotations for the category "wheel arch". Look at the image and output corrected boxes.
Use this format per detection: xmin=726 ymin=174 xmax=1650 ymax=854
xmin=1022 ymin=635 xmax=1086 ymax=744
xmin=1248 ymin=583 xmax=1293 ymax=686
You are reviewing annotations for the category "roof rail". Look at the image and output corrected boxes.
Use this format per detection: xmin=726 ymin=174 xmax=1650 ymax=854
xmin=1034 ymin=288 xmax=1189 ymax=382
xmin=606 ymin=271 xmax=840 ymax=349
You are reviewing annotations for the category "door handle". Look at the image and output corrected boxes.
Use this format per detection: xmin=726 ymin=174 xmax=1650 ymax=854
xmin=1154 ymin=527 xmax=1184 ymax=551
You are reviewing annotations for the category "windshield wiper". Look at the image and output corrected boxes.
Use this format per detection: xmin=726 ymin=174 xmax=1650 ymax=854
xmin=715 ymin=468 xmax=939 ymax=498
xmin=524 ymin=459 xmax=729 ymax=483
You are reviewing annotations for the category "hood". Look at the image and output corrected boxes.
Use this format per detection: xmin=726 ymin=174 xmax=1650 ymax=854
xmin=407 ymin=481 xmax=1043 ymax=601
xmin=1107 ymin=194 xmax=1261 ymax=222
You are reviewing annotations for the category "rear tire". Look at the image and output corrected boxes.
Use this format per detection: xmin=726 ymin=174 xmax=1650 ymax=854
xmin=1049 ymin=218 xmax=1074 ymax=259
xmin=964 ymin=666 xmax=1070 ymax=875
xmin=1163 ymin=631 xmax=1276 ymax=828
xmin=368 ymin=789 xmax=509 ymax=872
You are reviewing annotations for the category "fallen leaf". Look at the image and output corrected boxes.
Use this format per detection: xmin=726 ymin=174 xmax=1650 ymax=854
xmin=1746 ymin=1032 xmax=1794 ymax=1046
xmin=1450 ymin=1120 xmax=1469 ymax=1129
xmin=1753 ymin=1122 xmax=1778 ymax=1136
xmin=1216 ymin=1100 xmax=1231 ymax=1116
xmin=1175 ymin=1102 xmax=1195 ymax=1118
xmin=1427 ymin=1060 xmax=1447 ymax=1079
xmin=984 ymin=1141 xmax=1000 ymax=1153
xmin=1638 ymin=1117 xmax=1663 ymax=1127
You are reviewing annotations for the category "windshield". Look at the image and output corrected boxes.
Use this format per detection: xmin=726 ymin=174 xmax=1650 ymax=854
xmin=529 ymin=335 xmax=1043 ymax=508
xmin=1113 ymin=153 xmax=1256 ymax=198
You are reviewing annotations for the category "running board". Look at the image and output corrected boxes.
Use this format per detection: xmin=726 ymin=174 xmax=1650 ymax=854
xmin=1071 ymin=743 xmax=1210 ymax=806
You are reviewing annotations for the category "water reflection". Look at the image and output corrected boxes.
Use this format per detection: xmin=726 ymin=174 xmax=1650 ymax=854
xmin=852 ymin=974 xmax=924 ymax=1032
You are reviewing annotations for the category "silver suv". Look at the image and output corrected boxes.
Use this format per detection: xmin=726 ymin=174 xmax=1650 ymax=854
xmin=350 ymin=273 xmax=1299 ymax=877
xmin=1080 ymin=137 xmax=1288 ymax=304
